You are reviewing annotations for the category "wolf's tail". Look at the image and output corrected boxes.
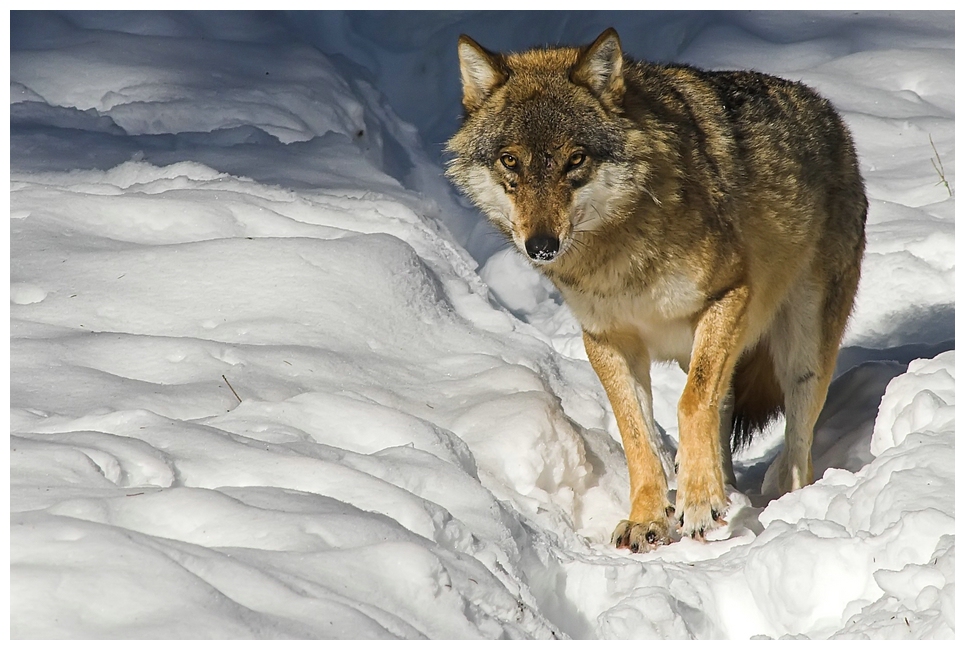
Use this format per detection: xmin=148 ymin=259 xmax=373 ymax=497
xmin=730 ymin=342 xmax=784 ymax=449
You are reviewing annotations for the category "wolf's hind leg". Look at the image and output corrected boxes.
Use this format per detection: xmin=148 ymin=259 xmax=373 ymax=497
xmin=718 ymin=388 xmax=737 ymax=487
xmin=583 ymin=330 xmax=675 ymax=552
xmin=769 ymin=277 xmax=838 ymax=493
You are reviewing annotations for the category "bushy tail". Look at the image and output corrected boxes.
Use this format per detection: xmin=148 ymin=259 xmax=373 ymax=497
xmin=730 ymin=342 xmax=784 ymax=450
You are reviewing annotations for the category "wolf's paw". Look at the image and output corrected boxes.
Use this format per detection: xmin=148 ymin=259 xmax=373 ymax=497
xmin=675 ymin=491 xmax=728 ymax=541
xmin=611 ymin=506 xmax=676 ymax=553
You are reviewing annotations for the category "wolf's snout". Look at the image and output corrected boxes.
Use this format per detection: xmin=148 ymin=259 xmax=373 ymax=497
xmin=524 ymin=235 xmax=560 ymax=262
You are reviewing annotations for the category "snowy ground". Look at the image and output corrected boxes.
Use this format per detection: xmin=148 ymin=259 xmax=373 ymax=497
xmin=8 ymin=10 xmax=955 ymax=639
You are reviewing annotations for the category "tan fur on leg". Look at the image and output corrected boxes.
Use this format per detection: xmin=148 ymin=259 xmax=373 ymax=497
xmin=676 ymin=285 xmax=751 ymax=538
xmin=583 ymin=330 xmax=674 ymax=550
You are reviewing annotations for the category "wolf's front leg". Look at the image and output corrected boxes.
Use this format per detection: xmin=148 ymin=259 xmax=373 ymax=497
xmin=583 ymin=330 xmax=675 ymax=552
xmin=675 ymin=286 xmax=751 ymax=539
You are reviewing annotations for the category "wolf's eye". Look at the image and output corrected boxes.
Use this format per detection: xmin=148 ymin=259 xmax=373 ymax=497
xmin=567 ymin=152 xmax=587 ymax=170
xmin=500 ymin=153 xmax=518 ymax=170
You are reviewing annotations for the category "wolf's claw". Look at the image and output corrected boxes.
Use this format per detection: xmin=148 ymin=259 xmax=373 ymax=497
xmin=611 ymin=517 xmax=674 ymax=553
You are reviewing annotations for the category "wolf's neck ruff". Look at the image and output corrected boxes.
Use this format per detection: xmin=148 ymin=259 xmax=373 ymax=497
xmin=446 ymin=29 xmax=867 ymax=553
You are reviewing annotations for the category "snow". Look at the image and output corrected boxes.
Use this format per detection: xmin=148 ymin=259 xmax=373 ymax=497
xmin=7 ymin=9 xmax=955 ymax=640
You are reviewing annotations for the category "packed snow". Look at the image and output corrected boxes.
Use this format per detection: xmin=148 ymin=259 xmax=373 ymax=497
xmin=8 ymin=10 xmax=955 ymax=639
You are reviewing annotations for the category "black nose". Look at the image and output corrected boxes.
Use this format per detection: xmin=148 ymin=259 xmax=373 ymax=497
xmin=525 ymin=235 xmax=560 ymax=261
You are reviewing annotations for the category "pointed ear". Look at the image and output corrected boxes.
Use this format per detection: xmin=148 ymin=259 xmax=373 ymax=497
xmin=457 ymin=34 xmax=508 ymax=113
xmin=571 ymin=28 xmax=625 ymax=104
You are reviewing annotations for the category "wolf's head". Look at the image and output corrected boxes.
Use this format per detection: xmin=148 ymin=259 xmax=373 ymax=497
xmin=446 ymin=29 xmax=651 ymax=266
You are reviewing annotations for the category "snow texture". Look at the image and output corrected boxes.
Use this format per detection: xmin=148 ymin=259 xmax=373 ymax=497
xmin=8 ymin=10 xmax=955 ymax=639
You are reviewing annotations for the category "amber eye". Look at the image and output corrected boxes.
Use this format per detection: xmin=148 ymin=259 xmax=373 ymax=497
xmin=500 ymin=153 xmax=518 ymax=170
xmin=568 ymin=152 xmax=586 ymax=170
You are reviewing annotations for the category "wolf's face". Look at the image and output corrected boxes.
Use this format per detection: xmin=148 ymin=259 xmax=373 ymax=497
xmin=446 ymin=30 xmax=642 ymax=266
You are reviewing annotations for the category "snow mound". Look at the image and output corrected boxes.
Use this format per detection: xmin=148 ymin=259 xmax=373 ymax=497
xmin=871 ymin=352 xmax=955 ymax=455
xmin=759 ymin=351 xmax=954 ymax=639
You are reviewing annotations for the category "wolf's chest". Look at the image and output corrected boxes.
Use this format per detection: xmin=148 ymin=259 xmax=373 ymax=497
xmin=559 ymin=271 xmax=704 ymax=364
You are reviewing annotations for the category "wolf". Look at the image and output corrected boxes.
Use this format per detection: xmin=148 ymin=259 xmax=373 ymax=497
xmin=445 ymin=28 xmax=866 ymax=552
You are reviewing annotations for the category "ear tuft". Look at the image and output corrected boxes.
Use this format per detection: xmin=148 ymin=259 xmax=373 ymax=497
xmin=571 ymin=28 xmax=625 ymax=104
xmin=457 ymin=35 xmax=508 ymax=113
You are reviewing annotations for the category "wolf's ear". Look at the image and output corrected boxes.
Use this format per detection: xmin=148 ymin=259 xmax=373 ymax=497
xmin=457 ymin=35 xmax=508 ymax=113
xmin=572 ymin=28 xmax=625 ymax=105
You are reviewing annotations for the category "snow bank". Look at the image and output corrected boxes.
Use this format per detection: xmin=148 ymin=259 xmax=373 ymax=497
xmin=9 ymin=158 xmax=591 ymax=638
xmin=759 ymin=351 xmax=955 ymax=639
xmin=9 ymin=10 xmax=955 ymax=640
xmin=9 ymin=13 xmax=614 ymax=638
